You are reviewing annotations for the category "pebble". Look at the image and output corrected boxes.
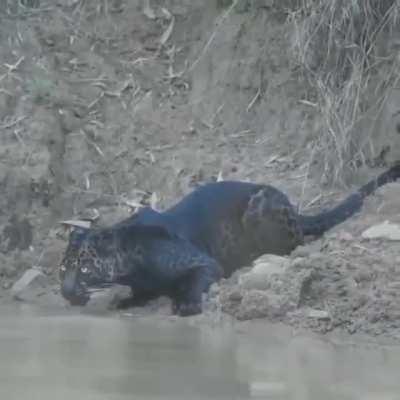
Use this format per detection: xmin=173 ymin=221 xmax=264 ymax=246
xmin=362 ymin=221 xmax=400 ymax=241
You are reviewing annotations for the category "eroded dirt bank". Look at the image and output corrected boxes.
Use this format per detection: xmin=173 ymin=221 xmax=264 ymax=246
xmin=1 ymin=1 xmax=400 ymax=341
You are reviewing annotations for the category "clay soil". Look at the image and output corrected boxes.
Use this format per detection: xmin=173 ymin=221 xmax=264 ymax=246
xmin=0 ymin=0 xmax=400 ymax=342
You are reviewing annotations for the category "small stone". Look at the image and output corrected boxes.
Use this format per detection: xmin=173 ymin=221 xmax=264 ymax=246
xmin=290 ymin=246 xmax=311 ymax=258
xmin=353 ymin=270 xmax=373 ymax=283
xmin=307 ymin=309 xmax=331 ymax=320
xmin=338 ymin=231 xmax=354 ymax=241
xmin=226 ymin=288 xmax=243 ymax=302
xmin=362 ymin=221 xmax=400 ymax=241
xmin=2 ymin=281 xmax=12 ymax=290
xmin=208 ymin=282 xmax=220 ymax=297
xmin=252 ymin=254 xmax=289 ymax=274
xmin=290 ymin=257 xmax=309 ymax=270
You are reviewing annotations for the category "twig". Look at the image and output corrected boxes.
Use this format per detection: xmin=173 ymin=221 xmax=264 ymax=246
xmin=81 ymin=129 xmax=105 ymax=157
xmin=187 ymin=0 xmax=240 ymax=72
xmin=230 ymin=130 xmax=253 ymax=138
xmin=0 ymin=116 xmax=27 ymax=130
xmin=303 ymin=194 xmax=322 ymax=210
xmin=0 ymin=88 xmax=13 ymax=96
xmin=13 ymin=129 xmax=25 ymax=146
xmin=298 ymin=142 xmax=317 ymax=212
xmin=247 ymin=87 xmax=261 ymax=112
xmin=88 ymin=92 xmax=104 ymax=109
xmin=4 ymin=56 xmax=24 ymax=72
xmin=68 ymin=77 xmax=112 ymax=83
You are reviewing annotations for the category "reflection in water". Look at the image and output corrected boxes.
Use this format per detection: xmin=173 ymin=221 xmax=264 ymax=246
xmin=0 ymin=304 xmax=400 ymax=400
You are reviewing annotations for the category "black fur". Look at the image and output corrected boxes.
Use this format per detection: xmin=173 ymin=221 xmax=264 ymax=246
xmin=59 ymin=164 xmax=400 ymax=316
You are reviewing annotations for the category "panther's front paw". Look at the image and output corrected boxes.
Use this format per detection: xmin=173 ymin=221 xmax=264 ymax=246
xmin=110 ymin=297 xmax=135 ymax=310
xmin=176 ymin=302 xmax=202 ymax=317
xmin=171 ymin=300 xmax=180 ymax=315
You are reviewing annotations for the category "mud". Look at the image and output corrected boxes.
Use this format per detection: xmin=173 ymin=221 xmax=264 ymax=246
xmin=0 ymin=1 xmax=400 ymax=342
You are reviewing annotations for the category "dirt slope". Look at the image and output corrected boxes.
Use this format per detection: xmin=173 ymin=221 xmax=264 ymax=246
xmin=0 ymin=0 xmax=399 ymax=340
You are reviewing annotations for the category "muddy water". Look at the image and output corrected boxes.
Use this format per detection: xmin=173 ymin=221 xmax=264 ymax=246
xmin=0 ymin=304 xmax=400 ymax=400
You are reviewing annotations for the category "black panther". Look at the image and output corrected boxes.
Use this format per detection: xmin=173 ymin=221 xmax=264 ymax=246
xmin=59 ymin=164 xmax=400 ymax=316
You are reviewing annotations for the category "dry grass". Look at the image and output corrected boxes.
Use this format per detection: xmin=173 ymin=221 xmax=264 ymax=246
xmin=288 ymin=0 xmax=400 ymax=185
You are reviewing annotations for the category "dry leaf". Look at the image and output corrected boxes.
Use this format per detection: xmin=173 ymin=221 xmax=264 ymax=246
xmin=160 ymin=15 xmax=175 ymax=45
xmin=125 ymin=199 xmax=145 ymax=209
xmin=85 ymin=208 xmax=100 ymax=222
xmin=161 ymin=7 xmax=172 ymax=19
xmin=150 ymin=192 xmax=159 ymax=209
xmin=143 ymin=0 xmax=156 ymax=19
xmin=148 ymin=151 xmax=155 ymax=163
xmin=84 ymin=173 xmax=90 ymax=190
xmin=59 ymin=220 xmax=92 ymax=229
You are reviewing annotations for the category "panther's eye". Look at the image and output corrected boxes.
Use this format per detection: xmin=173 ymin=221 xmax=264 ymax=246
xmin=80 ymin=267 xmax=89 ymax=274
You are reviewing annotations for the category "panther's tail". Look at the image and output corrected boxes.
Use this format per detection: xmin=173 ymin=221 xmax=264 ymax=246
xmin=298 ymin=164 xmax=400 ymax=236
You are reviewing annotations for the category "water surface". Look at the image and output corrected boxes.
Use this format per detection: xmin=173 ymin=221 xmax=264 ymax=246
xmin=0 ymin=304 xmax=399 ymax=400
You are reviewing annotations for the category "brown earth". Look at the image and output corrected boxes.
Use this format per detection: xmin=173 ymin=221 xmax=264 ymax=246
xmin=0 ymin=1 xmax=400 ymax=341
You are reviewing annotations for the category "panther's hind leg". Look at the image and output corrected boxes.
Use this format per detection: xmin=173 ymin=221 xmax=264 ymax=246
xmin=242 ymin=186 xmax=304 ymax=256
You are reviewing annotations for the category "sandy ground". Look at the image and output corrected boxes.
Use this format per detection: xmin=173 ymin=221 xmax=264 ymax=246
xmin=0 ymin=1 xmax=400 ymax=342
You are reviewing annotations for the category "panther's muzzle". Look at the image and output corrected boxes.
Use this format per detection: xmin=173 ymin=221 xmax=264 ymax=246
xmin=60 ymin=268 xmax=90 ymax=306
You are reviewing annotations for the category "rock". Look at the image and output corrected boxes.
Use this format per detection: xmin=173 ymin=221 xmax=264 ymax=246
xmin=307 ymin=309 xmax=331 ymax=320
xmin=290 ymin=257 xmax=309 ymax=270
xmin=219 ymin=287 xmax=243 ymax=316
xmin=239 ymin=273 xmax=271 ymax=291
xmin=207 ymin=282 xmax=220 ymax=300
xmin=239 ymin=254 xmax=289 ymax=291
xmin=252 ymin=254 xmax=289 ymax=274
xmin=219 ymin=258 xmax=314 ymax=322
xmin=337 ymin=231 xmax=354 ymax=242
xmin=0 ymin=264 xmax=18 ymax=279
xmin=11 ymin=268 xmax=49 ymax=301
xmin=235 ymin=288 xmax=295 ymax=321
xmin=2 ymin=281 xmax=12 ymax=290
xmin=236 ymin=290 xmax=271 ymax=320
xmin=86 ymin=285 xmax=133 ymax=311
xmin=362 ymin=221 xmax=400 ymax=241
xmin=225 ymin=288 xmax=243 ymax=302
xmin=353 ymin=270 xmax=374 ymax=283
xmin=290 ymin=240 xmax=321 ymax=258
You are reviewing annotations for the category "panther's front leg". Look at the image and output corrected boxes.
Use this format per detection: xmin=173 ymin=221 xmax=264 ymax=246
xmin=172 ymin=261 xmax=222 ymax=317
xmin=148 ymin=238 xmax=223 ymax=317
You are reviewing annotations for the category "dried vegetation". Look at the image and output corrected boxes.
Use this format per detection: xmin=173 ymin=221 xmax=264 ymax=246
xmin=288 ymin=0 xmax=400 ymax=184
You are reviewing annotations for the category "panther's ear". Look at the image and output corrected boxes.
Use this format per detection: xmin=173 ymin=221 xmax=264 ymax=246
xmin=59 ymin=220 xmax=92 ymax=246
xmin=69 ymin=227 xmax=91 ymax=247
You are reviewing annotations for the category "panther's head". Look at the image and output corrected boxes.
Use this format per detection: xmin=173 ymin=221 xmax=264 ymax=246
xmin=59 ymin=226 xmax=120 ymax=306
